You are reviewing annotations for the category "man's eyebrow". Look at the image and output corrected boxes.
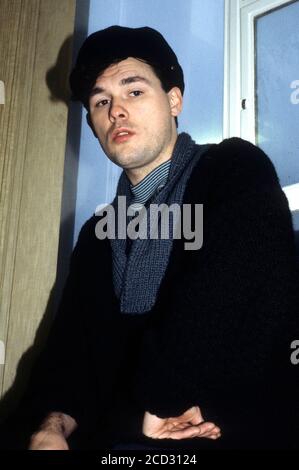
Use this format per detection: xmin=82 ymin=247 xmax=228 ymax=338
xmin=120 ymin=75 xmax=152 ymax=86
xmin=90 ymin=86 xmax=105 ymax=98
xmin=90 ymin=75 xmax=152 ymax=98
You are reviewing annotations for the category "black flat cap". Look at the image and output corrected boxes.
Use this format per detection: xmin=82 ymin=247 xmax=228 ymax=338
xmin=69 ymin=25 xmax=184 ymax=108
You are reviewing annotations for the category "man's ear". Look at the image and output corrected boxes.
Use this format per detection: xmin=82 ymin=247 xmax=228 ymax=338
xmin=86 ymin=112 xmax=98 ymax=139
xmin=167 ymin=87 xmax=183 ymax=117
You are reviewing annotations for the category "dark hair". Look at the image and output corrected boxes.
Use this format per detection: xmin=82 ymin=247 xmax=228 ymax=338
xmin=71 ymin=58 xmax=179 ymax=128
xmin=147 ymin=61 xmax=179 ymax=128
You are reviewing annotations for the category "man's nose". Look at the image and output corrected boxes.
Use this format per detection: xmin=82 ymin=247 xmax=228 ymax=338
xmin=109 ymin=100 xmax=128 ymax=122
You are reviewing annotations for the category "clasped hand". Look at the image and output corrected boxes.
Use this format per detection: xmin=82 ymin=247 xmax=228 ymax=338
xmin=142 ymin=406 xmax=221 ymax=440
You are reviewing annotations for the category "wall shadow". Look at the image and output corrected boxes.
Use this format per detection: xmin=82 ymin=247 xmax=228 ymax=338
xmin=0 ymin=215 xmax=75 ymax=448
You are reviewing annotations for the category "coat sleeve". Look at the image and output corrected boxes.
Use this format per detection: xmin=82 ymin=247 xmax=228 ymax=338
xmin=132 ymin=139 xmax=299 ymax=445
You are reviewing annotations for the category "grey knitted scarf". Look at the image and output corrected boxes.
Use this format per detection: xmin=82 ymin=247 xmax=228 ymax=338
xmin=110 ymin=132 xmax=211 ymax=314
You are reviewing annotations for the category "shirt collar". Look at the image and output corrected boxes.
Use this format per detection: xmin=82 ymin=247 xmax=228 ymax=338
xmin=130 ymin=159 xmax=171 ymax=205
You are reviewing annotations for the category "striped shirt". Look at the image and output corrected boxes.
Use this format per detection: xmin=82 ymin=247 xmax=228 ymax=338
xmin=129 ymin=159 xmax=171 ymax=210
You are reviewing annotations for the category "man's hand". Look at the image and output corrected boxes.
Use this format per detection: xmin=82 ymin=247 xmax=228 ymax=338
xmin=29 ymin=430 xmax=69 ymax=450
xmin=142 ymin=406 xmax=221 ymax=440
xmin=28 ymin=412 xmax=77 ymax=450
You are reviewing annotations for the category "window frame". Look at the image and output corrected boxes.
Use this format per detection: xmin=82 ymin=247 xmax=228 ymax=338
xmin=223 ymin=0 xmax=296 ymax=142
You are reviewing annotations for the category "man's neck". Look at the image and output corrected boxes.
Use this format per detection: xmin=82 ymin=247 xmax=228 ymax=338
xmin=125 ymin=133 xmax=178 ymax=186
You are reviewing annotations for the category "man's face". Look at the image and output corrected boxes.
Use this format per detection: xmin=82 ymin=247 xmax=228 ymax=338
xmin=88 ymin=57 xmax=182 ymax=180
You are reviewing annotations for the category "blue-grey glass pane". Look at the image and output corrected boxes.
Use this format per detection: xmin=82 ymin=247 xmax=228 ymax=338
xmin=255 ymin=0 xmax=299 ymax=188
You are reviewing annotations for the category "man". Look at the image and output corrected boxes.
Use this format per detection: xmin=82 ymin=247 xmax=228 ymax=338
xmin=22 ymin=26 xmax=298 ymax=450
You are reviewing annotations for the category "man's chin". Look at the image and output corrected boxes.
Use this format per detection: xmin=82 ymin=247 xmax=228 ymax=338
xmin=107 ymin=151 xmax=143 ymax=169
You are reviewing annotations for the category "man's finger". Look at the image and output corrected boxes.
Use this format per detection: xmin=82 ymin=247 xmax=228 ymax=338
xmin=197 ymin=425 xmax=221 ymax=438
xmin=162 ymin=425 xmax=206 ymax=440
xmin=206 ymin=431 xmax=221 ymax=440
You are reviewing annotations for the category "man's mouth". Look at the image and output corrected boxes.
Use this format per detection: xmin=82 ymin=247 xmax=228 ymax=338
xmin=112 ymin=128 xmax=135 ymax=144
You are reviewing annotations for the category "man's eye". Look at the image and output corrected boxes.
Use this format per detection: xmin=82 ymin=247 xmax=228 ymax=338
xmin=129 ymin=90 xmax=143 ymax=97
xmin=95 ymin=99 xmax=109 ymax=108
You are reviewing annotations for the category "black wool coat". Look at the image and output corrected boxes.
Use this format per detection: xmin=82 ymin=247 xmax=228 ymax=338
xmin=22 ymin=138 xmax=299 ymax=449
